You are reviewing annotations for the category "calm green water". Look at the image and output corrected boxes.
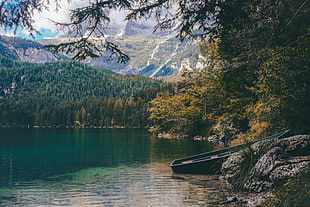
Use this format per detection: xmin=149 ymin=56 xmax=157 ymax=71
xmin=0 ymin=128 xmax=231 ymax=206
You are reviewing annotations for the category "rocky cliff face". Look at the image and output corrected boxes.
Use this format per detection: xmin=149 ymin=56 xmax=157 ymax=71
xmin=221 ymin=135 xmax=310 ymax=193
xmin=83 ymin=36 xmax=199 ymax=77
xmin=38 ymin=20 xmax=200 ymax=77
xmin=0 ymin=36 xmax=64 ymax=63
xmin=13 ymin=47 xmax=63 ymax=63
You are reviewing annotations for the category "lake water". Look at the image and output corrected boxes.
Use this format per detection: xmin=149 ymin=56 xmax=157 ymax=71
xmin=0 ymin=128 xmax=234 ymax=206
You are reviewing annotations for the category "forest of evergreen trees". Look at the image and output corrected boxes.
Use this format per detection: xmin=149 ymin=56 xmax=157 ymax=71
xmin=0 ymin=55 xmax=167 ymax=128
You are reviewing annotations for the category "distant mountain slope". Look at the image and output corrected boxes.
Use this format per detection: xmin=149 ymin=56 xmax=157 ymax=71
xmin=37 ymin=20 xmax=200 ymax=77
xmin=36 ymin=35 xmax=199 ymax=78
xmin=0 ymin=36 xmax=64 ymax=63
xmin=0 ymin=55 xmax=160 ymax=100
xmin=83 ymin=36 xmax=199 ymax=78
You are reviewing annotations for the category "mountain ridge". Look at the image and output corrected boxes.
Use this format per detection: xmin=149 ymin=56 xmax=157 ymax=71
xmin=0 ymin=35 xmax=64 ymax=63
xmin=1 ymin=20 xmax=199 ymax=77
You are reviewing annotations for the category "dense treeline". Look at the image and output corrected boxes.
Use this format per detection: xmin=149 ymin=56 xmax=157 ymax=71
xmin=148 ymin=0 xmax=310 ymax=143
xmin=0 ymin=96 xmax=157 ymax=128
xmin=0 ymin=55 xmax=166 ymax=127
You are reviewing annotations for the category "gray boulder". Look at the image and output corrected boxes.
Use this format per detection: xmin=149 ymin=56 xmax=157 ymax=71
xmin=269 ymin=156 xmax=310 ymax=185
xmin=243 ymin=147 xmax=288 ymax=192
xmin=221 ymin=135 xmax=310 ymax=193
xmin=277 ymin=135 xmax=310 ymax=156
xmin=221 ymin=152 xmax=243 ymax=183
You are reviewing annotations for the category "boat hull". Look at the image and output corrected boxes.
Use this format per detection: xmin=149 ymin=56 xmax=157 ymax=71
xmin=170 ymin=155 xmax=230 ymax=174
xmin=170 ymin=130 xmax=290 ymax=175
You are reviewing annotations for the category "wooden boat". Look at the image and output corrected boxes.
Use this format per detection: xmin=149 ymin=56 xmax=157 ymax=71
xmin=170 ymin=130 xmax=290 ymax=174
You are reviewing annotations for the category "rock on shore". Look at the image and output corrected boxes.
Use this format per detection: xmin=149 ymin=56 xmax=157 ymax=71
xmin=221 ymin=135 xmax=310 ymax=193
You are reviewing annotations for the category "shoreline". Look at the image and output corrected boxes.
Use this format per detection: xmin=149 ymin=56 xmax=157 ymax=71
xmin=172 ymin=173 xmax=273 ymax=207
xmin=0 ymin=125 xmax=145 ymax=129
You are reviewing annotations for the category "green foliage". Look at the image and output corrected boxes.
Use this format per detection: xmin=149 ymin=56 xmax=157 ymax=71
xmin=148 ymin=0 xmax=310 ymax=141
xmin=250 ymin=45 xmax=310 ymax=135
xmin=0 ymin=55 xmax=163 ymax=128
xmin=0 ymin=55 xmax=158 ymax=99
xmin=149 ymin=90 xmax=205 ymax=136
xmin=262 ymin=171 xmax=310 ymax=207
xmin=219 ymin=0 xmax=310 ymax=138
xmin=148 ymin=40 xmax=252 ymax=138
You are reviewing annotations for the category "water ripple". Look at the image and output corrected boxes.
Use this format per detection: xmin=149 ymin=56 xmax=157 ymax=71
xmin=0 ymin=163 xmax=234 ymax=206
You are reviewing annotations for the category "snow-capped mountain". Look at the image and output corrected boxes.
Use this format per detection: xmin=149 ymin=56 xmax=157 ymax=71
xmin=83 ymin=35 xmax=199 ymax=77
xmin=81 ymin=20 xmax=200 ymax=77
xmin=1 ymin=20 xmax=200 ymax=77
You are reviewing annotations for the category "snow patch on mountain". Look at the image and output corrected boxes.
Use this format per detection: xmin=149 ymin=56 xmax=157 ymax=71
xmin=3 ymin=18 xmax=200 ymax=78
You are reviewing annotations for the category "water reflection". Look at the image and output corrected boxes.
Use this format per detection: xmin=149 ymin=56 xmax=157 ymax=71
xmin=0 ymin=128 xmax=230 ymax=206
xmin=0 ymin=163 xmax=233 ymax=207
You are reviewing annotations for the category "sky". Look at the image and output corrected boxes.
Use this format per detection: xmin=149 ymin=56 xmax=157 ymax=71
xmin=0 ymin=0 xmax=129 ymax=39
